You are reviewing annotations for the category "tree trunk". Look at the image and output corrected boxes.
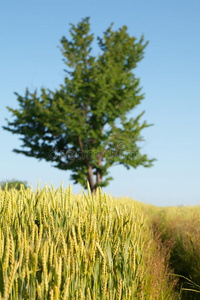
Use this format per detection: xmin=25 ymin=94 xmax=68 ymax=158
xmin=96 ymin=153 xmax=103 ymax=189
xmin=78 ymin=136 xmax=96 ymax=192
xmin=96 ymin=168 xmax=102 ymax=187
xmin=87 ymin=164 xmax=95 ymax=192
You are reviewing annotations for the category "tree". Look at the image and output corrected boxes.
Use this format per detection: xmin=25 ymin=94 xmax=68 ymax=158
xmin=0 ymin=179 xmax=29 ymax=191
xmin=3 ymin=17 xmax=155 ymax=192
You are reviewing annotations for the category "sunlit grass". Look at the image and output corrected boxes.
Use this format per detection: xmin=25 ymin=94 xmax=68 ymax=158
xmin=0 ymin=182 xmax=179 ymax=299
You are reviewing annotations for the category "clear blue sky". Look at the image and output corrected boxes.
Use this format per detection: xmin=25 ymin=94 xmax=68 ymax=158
xmin=0 ymin=1 xmax=199 ymax=206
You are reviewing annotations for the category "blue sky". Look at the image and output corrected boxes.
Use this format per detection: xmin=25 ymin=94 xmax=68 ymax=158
xmin=0 ymin=1 xmax=199 ymax=206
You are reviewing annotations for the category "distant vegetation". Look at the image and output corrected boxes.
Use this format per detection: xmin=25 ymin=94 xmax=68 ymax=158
xmin=0 ymin=179 xmax=29 ymax=190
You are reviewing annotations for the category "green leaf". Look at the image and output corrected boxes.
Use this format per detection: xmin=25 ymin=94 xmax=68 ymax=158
xmin=123 ymin=231 xmax=131 ymax=265
xmin=106 ymin=240 xmax=113 ymax=271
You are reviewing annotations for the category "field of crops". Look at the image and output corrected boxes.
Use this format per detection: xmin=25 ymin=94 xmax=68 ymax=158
xmin=0 ymin=183 xmax=186 ymax=299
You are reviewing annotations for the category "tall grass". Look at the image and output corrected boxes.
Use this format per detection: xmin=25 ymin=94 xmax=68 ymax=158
xmin=150 ymin=205 xmax=200 ymax=300
xmin=0 ymin=183 xmax=179 ymax=299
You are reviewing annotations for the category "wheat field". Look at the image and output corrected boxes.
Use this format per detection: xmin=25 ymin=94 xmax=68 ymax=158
xmin=0 ymin=182 xmax=179 ymax=299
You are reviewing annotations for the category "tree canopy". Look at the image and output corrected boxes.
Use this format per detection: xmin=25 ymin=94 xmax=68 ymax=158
xmin=0 ymin=180 xmax=29 ymax=191
xmin=3 ymin=17 xmax=155 ymax=192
